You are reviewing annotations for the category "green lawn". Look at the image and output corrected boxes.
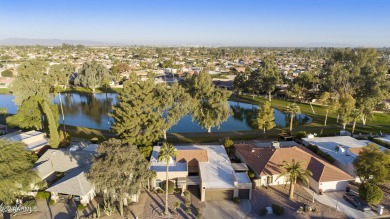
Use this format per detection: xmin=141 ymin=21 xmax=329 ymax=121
xmin=0 ymin=88 xmax=10 ymax=94
xmin=229 ymin=94 xmax=390 ymax=134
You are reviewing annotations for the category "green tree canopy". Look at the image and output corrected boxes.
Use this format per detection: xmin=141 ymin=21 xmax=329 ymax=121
xmin=155 ymin=82 xmax=193 ymax=140
xmin=49 ymin=63 xmax=75 ymax=89
xmin=184 ymin=72 xmax=231 ymax=133
xmin=353 ymin=143 xmax=390 ymax=184
xmin=0 ymin=139 xmax=39 ymax=204
xmin=110 ymin=75 xmax=164 ymax=147
xmin=75 ymin=61 xmax=110 ymax=93
xmin=88 ymin=138 xmax=151 ymax=216
xmin=1 ymin=69 xmax=13 ymax=77
xmin=359 ymin=183 xmax=384 ymax=205
xmin=254 ymin=101 xmax=275 ymax=133
xmin=11 ymin=60 xmax=50 ymax=105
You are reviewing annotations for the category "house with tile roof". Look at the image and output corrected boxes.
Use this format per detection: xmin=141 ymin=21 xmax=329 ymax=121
xmin=149 ymin=144 xmax=252 ymax=201
xmin=234 ymin=143 xmax=353 ymax=193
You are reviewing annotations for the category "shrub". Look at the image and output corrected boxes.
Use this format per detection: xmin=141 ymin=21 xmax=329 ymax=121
xmin=1 ymin=69 xmax=13 ymax=77
xmin=186 ymin=208 xmax=192 ymax=214
xmin=90 ymin=137 xmax=99 ymax=144
xmin=185 ymin=199 xmax=191 ymax=207
xmin=0 ymin=108 xmax=7 ymax=115
xmin=359 ymin=183 xmax=384 ymax=205
xmin=233 ymin=197 xmax=240 ymax=204
xmin=295 ymin=131 xmax=307 ymax=139
xmin=196 ymin=212 xmax=203 ymax=219
xmin=371 ymin=138 xmax=390 ymax=149
xmin=183 ymin=190 xmax=191 ymax=199
xmin=161 ymin=180 xmax=175 ymax=194
xmin=77 ymin=204 xmax=86 ymax=210
xmin=48 ymin=199 xmax=55 ymax=206
xmin=35 ymin=191 xmax=51 ymax=200
xmin=248 ymin=169 xmax=256 ymax=179
xmin=259 ymin=208 xmax=268 ymax=216
xmin=272 ymin=204 xmax=284 ymax=216
xmin=173 ymin=201 xmax=180 ymax=210
xmin=156 ymin=188 xmax=164 ymax=193
xmin=23 ymin=199 xmax=37 ymax=208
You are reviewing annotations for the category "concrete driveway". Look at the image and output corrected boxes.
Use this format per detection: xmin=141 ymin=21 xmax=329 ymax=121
xmin=204 ymin=200 xmax=250 ymax=219
xmin=324 ymin=192 xmax=377 ymax=219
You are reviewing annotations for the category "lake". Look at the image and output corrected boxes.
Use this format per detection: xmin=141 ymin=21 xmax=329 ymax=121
xmin=0 ymin=93 xmax=312 ymax=133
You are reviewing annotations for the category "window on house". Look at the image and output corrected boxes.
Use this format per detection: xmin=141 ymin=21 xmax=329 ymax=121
xmin=155 ymin=179 xmax=161 ymax=188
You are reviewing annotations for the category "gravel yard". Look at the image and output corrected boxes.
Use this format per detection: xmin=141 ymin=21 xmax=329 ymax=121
xmin=141 ymin=190 xmax=204 ymax=219
xmin=250 ymin=184 xmax=347 ymax=219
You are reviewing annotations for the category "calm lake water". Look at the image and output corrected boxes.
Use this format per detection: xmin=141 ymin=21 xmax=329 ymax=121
xmin=0 ymin=93 xmax=312 ymax=133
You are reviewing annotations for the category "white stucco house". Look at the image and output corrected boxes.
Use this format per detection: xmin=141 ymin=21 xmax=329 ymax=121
xmin=301 ymin=136 xmax=387 ymax=179
xmin=234 ymin=142 xmax=353 ymax=193
xmin=149 ymin=144 xmax=252 ymax=201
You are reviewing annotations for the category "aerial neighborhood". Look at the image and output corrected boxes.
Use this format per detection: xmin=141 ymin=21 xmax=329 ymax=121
xmin=1 ymin=2 xmax=390 ymax=219
xmin=1 ymin=44 xmax=389 ymax=219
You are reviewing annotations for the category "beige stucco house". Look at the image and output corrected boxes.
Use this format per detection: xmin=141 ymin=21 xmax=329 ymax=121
xmin=234 ymin=142 xmax=353 ymax=193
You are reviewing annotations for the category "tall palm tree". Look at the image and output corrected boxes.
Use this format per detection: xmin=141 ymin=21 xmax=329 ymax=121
xmin=286 ymin=103 xmax=301 ymax=134
xmin=158 ymin=142 xmax=177 ymax=215
xmin=277 ymin=159 xmax=312 ymax=200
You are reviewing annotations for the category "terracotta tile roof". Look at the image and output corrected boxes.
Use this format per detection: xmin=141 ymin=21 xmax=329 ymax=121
xmin=348 ymin=147 xmax=362 ymax=156
xmin=176 ymin=149 xmax=208 ymax=167
xmin=234 ymin=144 xmax=353 ymax=182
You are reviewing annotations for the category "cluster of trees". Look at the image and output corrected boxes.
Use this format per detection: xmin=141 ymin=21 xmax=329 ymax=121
xmin=234 ymin=55 xmax=281 ymax=101
xmin=353 ymin=143 xmax=390 ymax=204
xmin=235 ymin=48 xmax=390 ymax=132
xmin=110 ymin=72 xmax=231 ymax=157
xmin=318 ymin=48 xmax=390 ymax=132
xmin=6 ymin=60 xmax=76 ymax=147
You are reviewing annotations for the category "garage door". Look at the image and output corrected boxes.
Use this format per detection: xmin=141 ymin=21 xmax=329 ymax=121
xmin=205 ymin=189 xmax=234 ymax=201
xmin=238 ymin=189 xmax=250 ymax=199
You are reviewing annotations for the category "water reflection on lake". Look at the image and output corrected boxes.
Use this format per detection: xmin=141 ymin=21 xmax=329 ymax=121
xmin=0 ymin=93 xmax=312 ymax=133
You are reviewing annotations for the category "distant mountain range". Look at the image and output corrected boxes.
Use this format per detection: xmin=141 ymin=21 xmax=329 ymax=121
xmin=0 ymin=38 xmax=126 ymax=46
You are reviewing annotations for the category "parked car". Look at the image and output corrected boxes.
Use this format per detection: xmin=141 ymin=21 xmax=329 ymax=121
xmin=343 ymin=193 xmax=371 ymax=212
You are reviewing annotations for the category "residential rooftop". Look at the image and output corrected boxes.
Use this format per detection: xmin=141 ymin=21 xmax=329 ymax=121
xmin=302 ymin=136 xmax=386 ymax=165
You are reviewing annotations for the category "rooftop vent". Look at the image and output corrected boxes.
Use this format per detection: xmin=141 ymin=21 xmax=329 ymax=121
xmin=271 ymin=141 xmax=280 ymax=149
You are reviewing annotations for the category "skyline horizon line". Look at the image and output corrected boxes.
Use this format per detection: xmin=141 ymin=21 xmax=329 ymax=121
xmin=1 ymin=37 xmax=389 ymax=48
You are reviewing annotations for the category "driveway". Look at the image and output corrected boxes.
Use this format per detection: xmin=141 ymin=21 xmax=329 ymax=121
xmin=325 ymin=192 xmax=377 ymax=219
xmin=204 ymin=200 xmax=250 ymax=219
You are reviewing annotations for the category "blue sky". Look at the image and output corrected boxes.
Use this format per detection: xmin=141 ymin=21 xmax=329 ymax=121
xmin=0 ymin=0 xmax=389 ymax=47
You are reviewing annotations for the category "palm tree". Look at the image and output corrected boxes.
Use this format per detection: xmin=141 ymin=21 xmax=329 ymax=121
xmin=277 ymin=159 xmax=312 ymax=200
xmin=158 ymin=142 xmax=177 ymax=215
xmin=286 ymin=103 xmax=301 ymax=134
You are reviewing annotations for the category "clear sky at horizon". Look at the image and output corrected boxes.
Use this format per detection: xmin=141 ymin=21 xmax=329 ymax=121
xmin=0 ymin=0 xmax=389 ymax=47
